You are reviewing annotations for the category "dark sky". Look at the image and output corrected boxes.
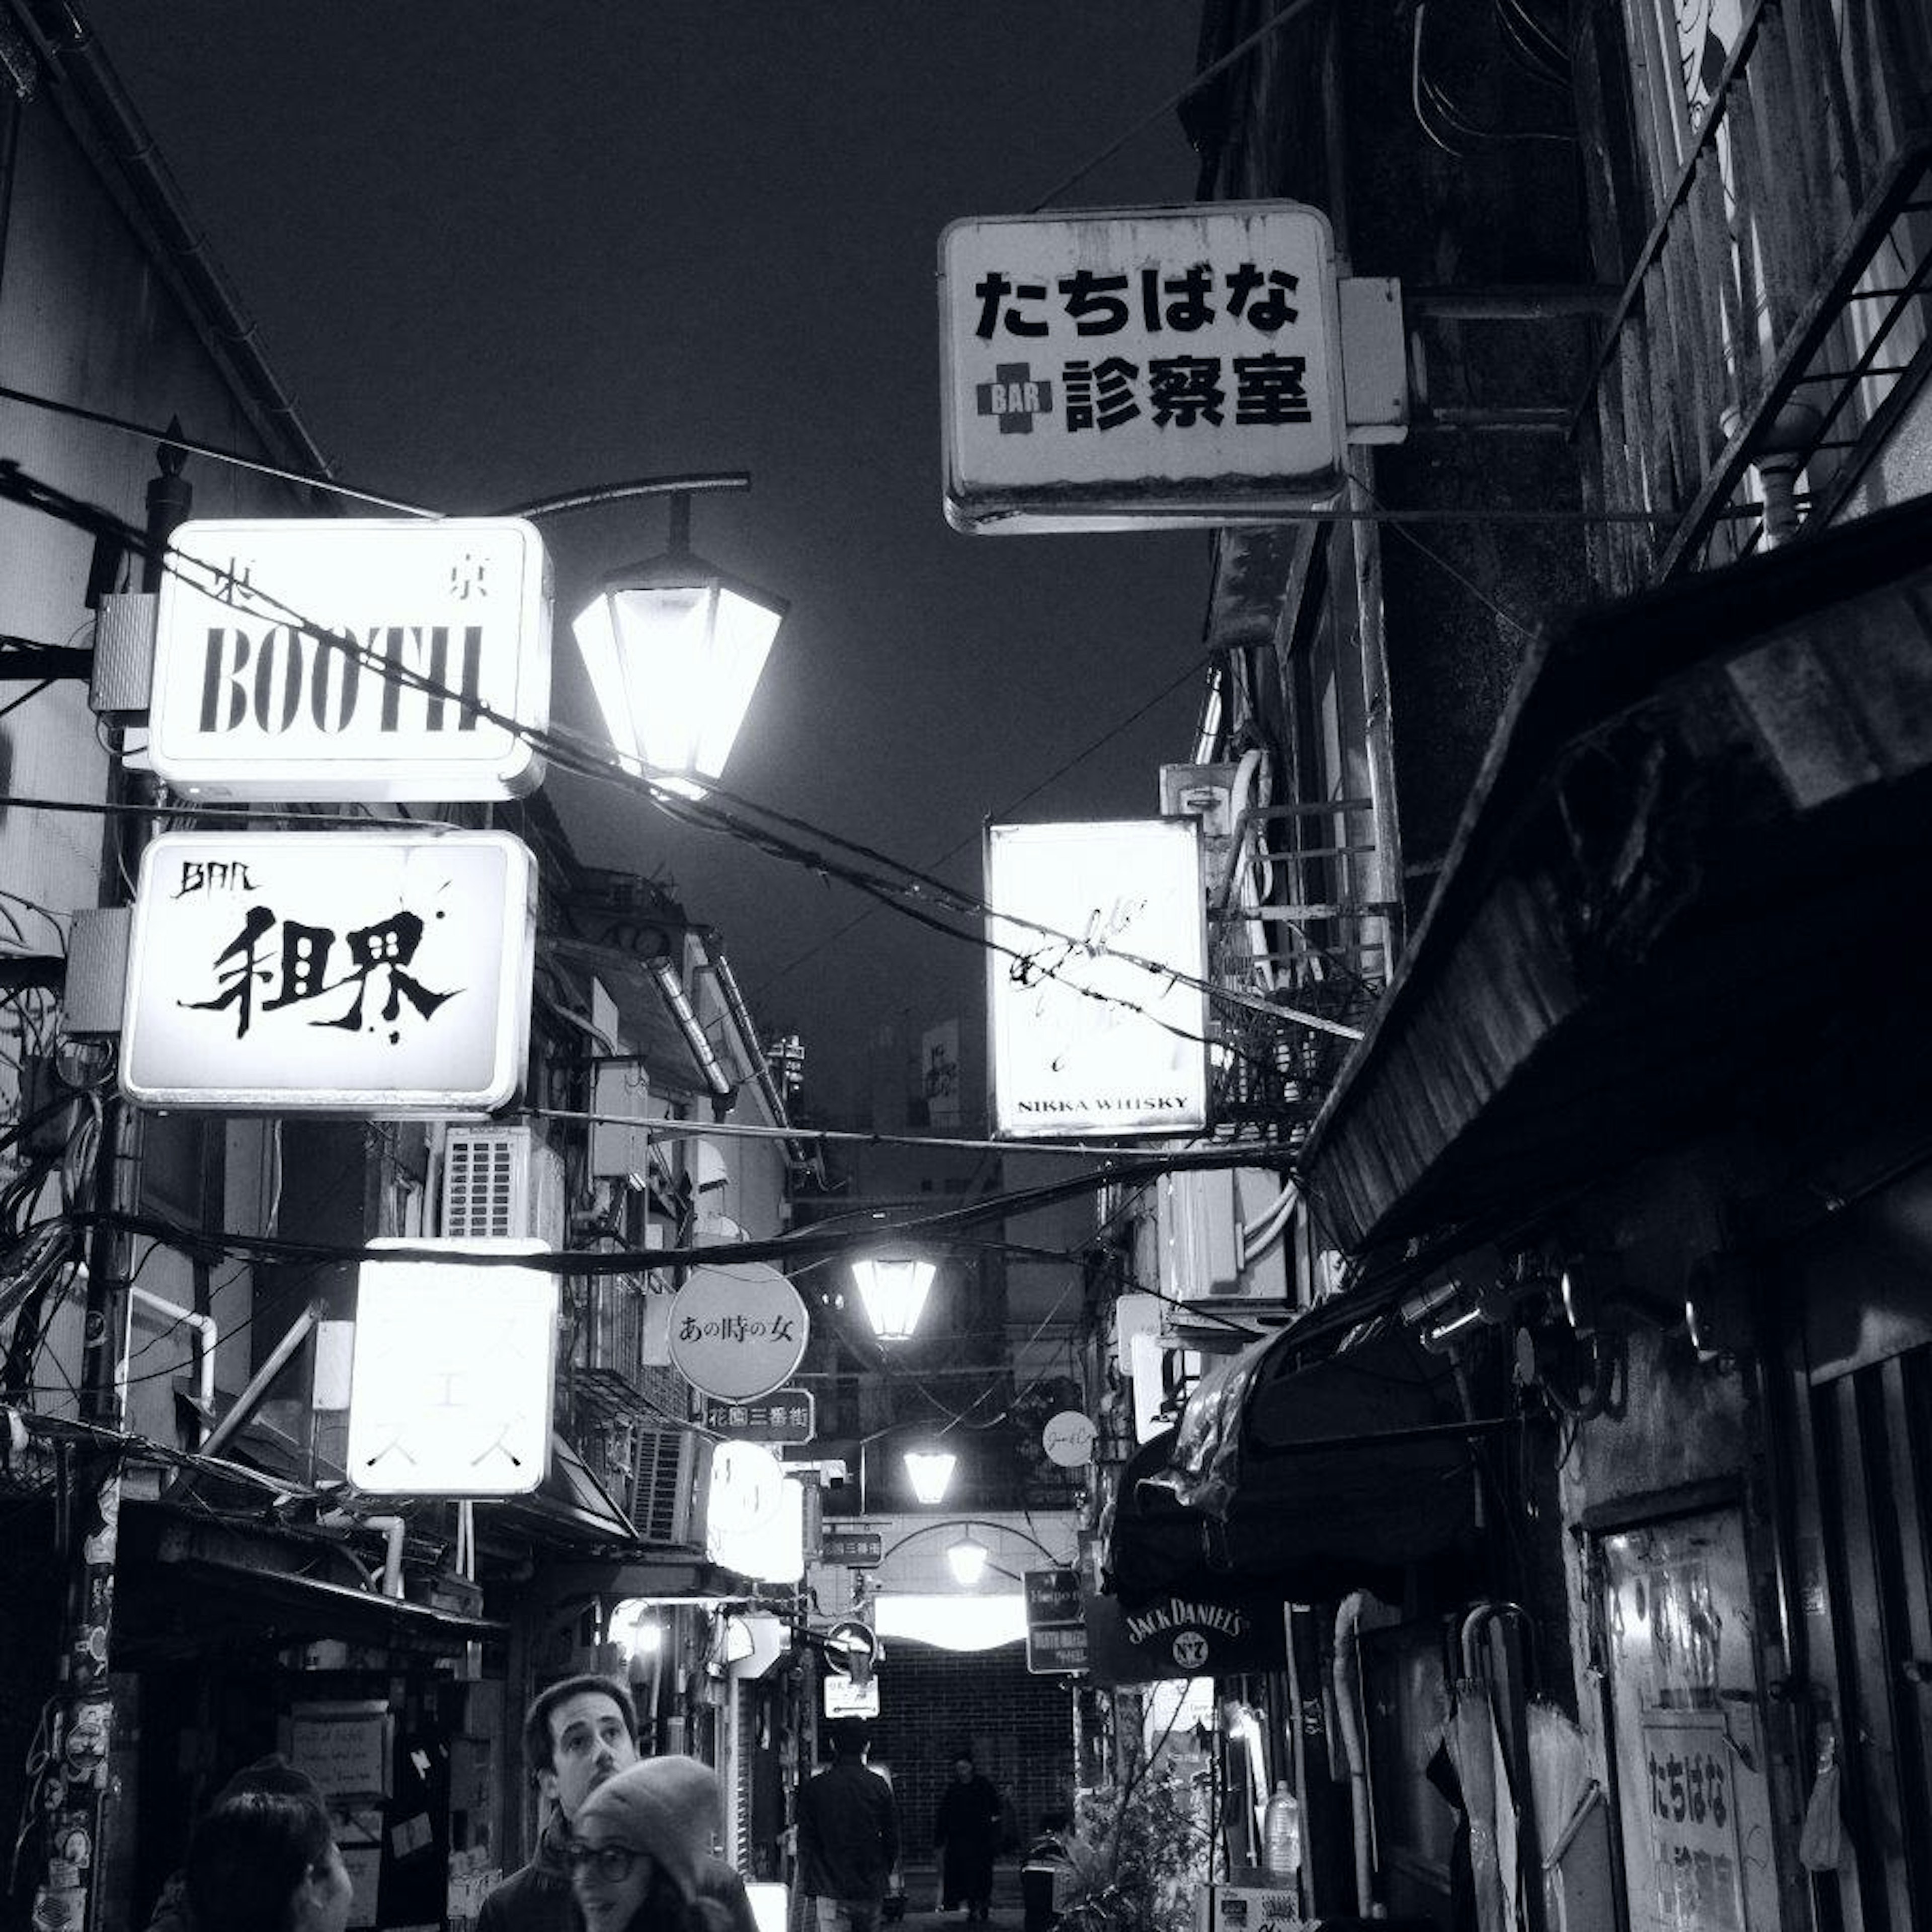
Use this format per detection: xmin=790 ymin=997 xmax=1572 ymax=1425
xmin=83 ymin=4 xmax=1212 ymax=1120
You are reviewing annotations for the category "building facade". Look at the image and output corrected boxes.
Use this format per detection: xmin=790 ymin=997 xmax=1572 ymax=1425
xmin=1078 ymin=1 xmax=1932 ymax=1929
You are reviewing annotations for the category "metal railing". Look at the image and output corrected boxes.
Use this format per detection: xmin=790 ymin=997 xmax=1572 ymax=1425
xmin=1576 ymin=0 xmax=1932 ymax=588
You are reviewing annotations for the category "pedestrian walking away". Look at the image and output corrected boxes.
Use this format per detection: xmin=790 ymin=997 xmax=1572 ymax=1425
xmin=795 ymin=1718 xmax=902 ymax=1932
xmin=182 ymin=1778 xmax=356 ymax=1932
xmin=569 ymin=1757 xmax=740 ymax=1932
xmin=479 ymin=1674 xmax=756 ymax=1932
xmin=933 ymin=1753 xmax=1002 ymax=1922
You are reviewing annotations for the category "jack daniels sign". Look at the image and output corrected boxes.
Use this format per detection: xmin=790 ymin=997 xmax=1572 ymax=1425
xmin=120 ymin=830 xmax=537 ymax=1114
xmin=941 ymin=201 xmax=1344 ymax=530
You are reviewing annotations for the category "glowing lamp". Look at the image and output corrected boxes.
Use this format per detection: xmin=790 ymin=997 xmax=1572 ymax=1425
xmin=903 ymin=1448 xmax=957 ymax=1506
xmin=572 ymin=500 xmax=787 ymax=798
xmin=946 ymin=1531 xmax=990 ymax=1587
xmin=852 ymin=1256 xmax=937 ymax=1341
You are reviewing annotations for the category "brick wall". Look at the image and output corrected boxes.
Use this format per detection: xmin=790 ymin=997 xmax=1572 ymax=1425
xmin=868 ymin=1641 xmax=1076 ymax=1868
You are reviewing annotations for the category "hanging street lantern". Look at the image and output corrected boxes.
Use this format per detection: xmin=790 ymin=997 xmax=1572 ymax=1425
xmin=571 ymin=492 xmax=788 ymax=798
xmin=946 ymin=1530 xmax=991 ymax=1587
xmin=903 ymin=1447 xmax=957 ymax=1505
xmin=851 ymin=1255 xmax=938 ymax=1341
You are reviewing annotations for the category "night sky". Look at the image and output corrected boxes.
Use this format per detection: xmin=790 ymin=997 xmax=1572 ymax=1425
xmin=80 ymin=5 xmax=1212 ymax=1120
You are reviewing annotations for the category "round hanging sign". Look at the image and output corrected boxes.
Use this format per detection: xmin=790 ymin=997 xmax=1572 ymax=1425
xmin=1042 ymin=1410 xmax=1098 ymax=1467
xmin=670 ymin=1261 xmax=810 ymax=1401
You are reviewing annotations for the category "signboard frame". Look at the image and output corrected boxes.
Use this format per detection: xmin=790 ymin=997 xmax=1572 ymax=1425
xmin=1024 ymin=1567 xmax=1090 ymax=1675
xmin=120 ymin=829 xmax=537 ymax=1114
xmin=149 ymin=517 xmax=552 ymax=801
xmin=986 ymin=818 xmax=1209 ymax=1140
xmin=940 ymin=202 xmax=1346 ymax=532
xmin=818 ymin=1528 xmax=884 ymax=1568
xmin=701 ymin=1387 xmax=817 ymax=1443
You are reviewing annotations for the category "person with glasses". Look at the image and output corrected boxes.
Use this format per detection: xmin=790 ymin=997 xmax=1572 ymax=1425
xmin=184 ymin=1782 xmax=356 ymax=1932
xmin=569 ymin=1757 xmax=737 ymax=1932
xmin=479 ymin=1676 xmax=755 ymax=1932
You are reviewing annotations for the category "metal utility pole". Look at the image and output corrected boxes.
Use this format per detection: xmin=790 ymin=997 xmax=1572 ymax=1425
xmin=30 ymin=434 xmax=189 ymax=1932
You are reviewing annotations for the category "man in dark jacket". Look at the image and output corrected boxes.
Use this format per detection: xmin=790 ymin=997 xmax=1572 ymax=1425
xmin=479 ymin=1674 xmax=756 ymax=1932
xmin=795 ymin=1720 xmax=901 ymax=1932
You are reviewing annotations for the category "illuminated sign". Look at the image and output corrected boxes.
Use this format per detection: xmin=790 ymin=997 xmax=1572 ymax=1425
xmin=941 ymin=202 xmax=1343 ymax=531
xmin=707 ymin=1449 xmax=805 ymax=1583
xmin=120 ymin=830 xmax=536 ymax=1113
xmin=986 ymin=819 xmax=1208 ymax=1139
xmin=346 ymin=1239 xmax=557 ymax=1496
xmin=149 ymin=518 xmax=551 ymax=800
xmin=670 ymin=1262 xmax=810 ymax=1401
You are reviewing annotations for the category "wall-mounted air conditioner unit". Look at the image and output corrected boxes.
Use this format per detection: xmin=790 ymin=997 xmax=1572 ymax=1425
xmin=438 ymin=1124 xmax=567 ymax=1248
xmin=629 ymin=1427 xmax=708 ymax=1548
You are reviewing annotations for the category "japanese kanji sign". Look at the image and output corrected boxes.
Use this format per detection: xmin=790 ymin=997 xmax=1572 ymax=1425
xmin=941 ymin=202 xmax=1344 ymax=531
xmin=121 ymin=830 xmax=536 ymax=1112
xmin=150 ymin=518 xmax=552 ymax=801
xmin=701 ymin=1387 xmax=817 ymax=1443
xmin=669 ymin=1262 xmax=810 ymax=1401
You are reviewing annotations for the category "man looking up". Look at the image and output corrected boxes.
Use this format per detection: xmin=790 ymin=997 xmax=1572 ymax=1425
xmin=480 ymin=1675 xmax=756 ymax=1932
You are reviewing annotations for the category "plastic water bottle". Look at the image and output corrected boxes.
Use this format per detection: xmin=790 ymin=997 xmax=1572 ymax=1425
xmin=1262 ymin=1781 xmax=1302 ymax=1878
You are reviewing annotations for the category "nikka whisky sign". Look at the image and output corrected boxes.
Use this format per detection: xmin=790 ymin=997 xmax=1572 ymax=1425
xmin=149 ymin=519 xmax=552 ymax=801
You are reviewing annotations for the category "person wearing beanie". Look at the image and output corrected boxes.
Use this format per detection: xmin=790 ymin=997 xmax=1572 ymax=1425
xmin=569 ymin=1757 xmax=737 ymax=1932
xmin=479 ymin=1677 xmax=755 ymax=1932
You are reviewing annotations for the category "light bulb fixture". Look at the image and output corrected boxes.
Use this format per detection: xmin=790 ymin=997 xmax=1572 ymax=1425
xmin=946 ymin=1531 xmax=990 ymax=1587
xmin=851 ymin=1256 xmax=937 ymax=1341
xmin=903 ymin=1448 xmax=957 ymax=1506
xmin=572 ymin=492 xmax=787 ymax=799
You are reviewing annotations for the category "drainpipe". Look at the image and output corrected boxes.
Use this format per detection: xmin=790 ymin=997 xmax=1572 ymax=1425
xmin=1333 ymin=1592 xmax=1375 ymax=1917
xmin=362 ymin=1515 xmax=408 ymax=1598
xmin=121 ymin=1288 xmax=216 ymax=1450
xmin=167 ymin=1300 xmax=323 ymax=1489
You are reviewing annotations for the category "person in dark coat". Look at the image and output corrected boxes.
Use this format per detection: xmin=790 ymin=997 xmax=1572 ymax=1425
xmin=933 ymin=1754 xmax=1002 ymax=1922
xmin=795 ymin=1719 xmax=901 ymax=1932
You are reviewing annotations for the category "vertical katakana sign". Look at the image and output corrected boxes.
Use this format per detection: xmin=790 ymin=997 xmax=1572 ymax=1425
xmin=940 ymin=202 xmax=1344 ymax=531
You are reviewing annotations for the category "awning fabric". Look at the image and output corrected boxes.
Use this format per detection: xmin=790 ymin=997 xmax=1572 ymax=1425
xmin=1106 ymin=1318 xmax=1475 ymax=1608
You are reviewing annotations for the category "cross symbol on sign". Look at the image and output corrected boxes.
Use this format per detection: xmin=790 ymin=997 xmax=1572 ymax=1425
xmin=975 ymin=362 xmax=1054 ymax=434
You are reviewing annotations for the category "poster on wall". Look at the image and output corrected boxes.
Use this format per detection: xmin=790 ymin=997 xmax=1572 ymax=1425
xmin=1597 ymin=1508 xmax=1775 ymax=1932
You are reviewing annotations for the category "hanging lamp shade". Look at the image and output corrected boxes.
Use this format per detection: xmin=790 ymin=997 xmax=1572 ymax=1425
xmin=946 ymin=1531 xmax=990 ymax=1587
xmin=903 ymin=1448 xmax=957 ymax=1506
xmin=851 ymin=1256 xmax=937 ymax=1341
xmin=572 ymin=548 xmax=787 ymax=798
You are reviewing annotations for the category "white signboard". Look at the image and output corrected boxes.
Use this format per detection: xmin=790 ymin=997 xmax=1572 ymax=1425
xmin=986 ymin=819 xmax=1208 ymax=1139
xmin=121 ymin=830 xmax=536 ymax=1112
xmin=669 ymin=1262 xmax=810 ymax=1401
xmin=347 ymin=1239 xmax=557 ymax=1496
xmin=150 ymin=518 xmax=551 ymax=800
xmin=823 ymin=1675 xmax=881 ymax=1718
xmin=941 ymin=202 xmax=1343 ymax=531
